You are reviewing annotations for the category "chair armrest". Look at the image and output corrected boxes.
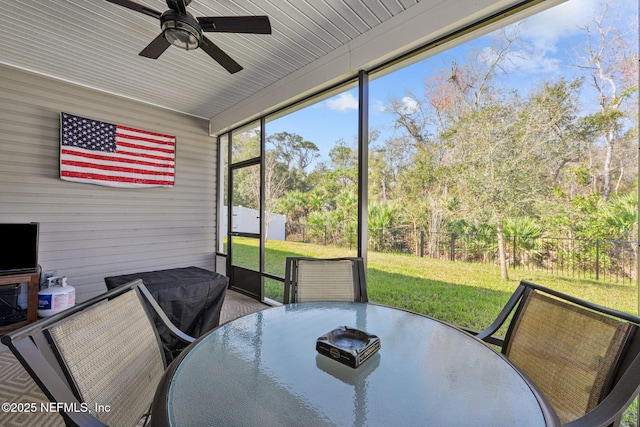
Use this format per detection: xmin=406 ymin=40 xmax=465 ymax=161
xmin=137 ymin=283 xmax=195 ymax=345
xmin=455 ymin=284 xmax=526 ymax=349
xmin=563 ymin=351 xmax=640 ymax=427
xmin=468 ymin=284 xmax=527 ymax=348
xmin=459 ymin=326 xmax=505 ymax=347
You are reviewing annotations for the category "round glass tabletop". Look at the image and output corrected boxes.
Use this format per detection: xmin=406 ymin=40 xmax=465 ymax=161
xmin=157 ymin=302 xmax=557 ymax=427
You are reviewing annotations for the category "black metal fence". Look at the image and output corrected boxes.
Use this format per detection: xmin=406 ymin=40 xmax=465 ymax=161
xmin=287 ymin=224 xmax=638 ymax=284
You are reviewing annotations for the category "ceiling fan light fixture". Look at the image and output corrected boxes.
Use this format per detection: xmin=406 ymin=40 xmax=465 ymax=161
xmin=161 ymin=11 xmax=201 ymax=50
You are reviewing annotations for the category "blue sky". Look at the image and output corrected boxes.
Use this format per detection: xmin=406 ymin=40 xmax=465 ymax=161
xmin=266 ymin=0 xmax=638 ymax=163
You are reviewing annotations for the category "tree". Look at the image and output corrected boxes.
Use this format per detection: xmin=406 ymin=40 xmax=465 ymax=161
xmin=449 ymin=103 xmax=530 ymax=279
xmin=231 ymin=131 xmax=320 ymax=240
xmin=262 ymin=151 xmax=289 ymax=239
xmin=230 ymin=129 xmax=261 ymax=210
xmin=578 ymin=2 xmax=639 ymax=200
xmin=379 ymin=19 xmax=625 ymax=279
xmin=326 ymin=140 xmax=358 ymax=192
xmin=266 ymin=132 xmax=320 ymax=191
xmin=524 ymin=79 xmax=586 ymax=184
xmin=381 ymin=27 xmax=530 ymax=256
xmin=448 ymin=79 xmax=581 ymax=279
xmin=263 ymin=132 xmax=320 ymax=239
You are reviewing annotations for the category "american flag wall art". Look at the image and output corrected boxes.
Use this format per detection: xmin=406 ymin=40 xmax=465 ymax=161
xmin=60 ymin=112 xmax=175 ymax=188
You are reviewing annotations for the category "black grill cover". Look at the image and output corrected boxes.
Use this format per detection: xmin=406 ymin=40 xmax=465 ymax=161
xmin=105 ymin=266 xmax=228 ymax=360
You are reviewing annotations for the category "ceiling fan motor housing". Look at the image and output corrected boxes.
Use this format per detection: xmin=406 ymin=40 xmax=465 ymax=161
xmin=105 ymin=0 xmax=270 ymax=73
xmin=161 ymin=10 xmax=202 ymax=50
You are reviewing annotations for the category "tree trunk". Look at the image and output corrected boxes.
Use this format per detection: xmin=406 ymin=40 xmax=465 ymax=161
xmin=601 ymin=127 xmax=615 ymax=200
xmin=497 ymin=221 xmax=509 ymax=280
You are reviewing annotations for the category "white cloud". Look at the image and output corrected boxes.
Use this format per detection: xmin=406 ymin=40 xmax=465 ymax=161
xmin=326 ymin=92 xmax=358 ymax=112
xmin=481 ymin=0 xmax=601 ymax=76
xmin=480 ymin=45 xmax=561 ymax=74
xmin=517 ymin=0 xmax=600 ymax=53
xmin=400 ymin=96 xmax=419 ymax=114
xmin=511 ymin=51 xmax=562 ymax=74
xmin=369 ymin=99 xmax=386 ymax=114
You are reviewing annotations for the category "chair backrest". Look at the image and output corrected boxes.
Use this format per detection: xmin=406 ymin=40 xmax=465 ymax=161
xmin=283 ymin=257 xmax=368 ymax=304
xmin=503 ymin=289 xmax=633 ymax=424
xmin=472 ymin=280 xmax=640 ymax=426
xmin=49 ymin=289 xmax=164 ymax=427
xmin=1 ymin=279 xmax=190 ymax=427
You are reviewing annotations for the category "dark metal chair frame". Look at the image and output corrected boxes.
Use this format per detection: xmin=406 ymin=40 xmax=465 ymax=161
xmin=0 ymin=279 xmax=194 ymax=427
xmin=283 ymin=256 xmax=368 ymax=304
xmin=461 ymin=280 xmax=640 ymax=427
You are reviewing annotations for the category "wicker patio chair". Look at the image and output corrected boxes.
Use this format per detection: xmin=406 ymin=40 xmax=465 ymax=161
xmin=283 ymin=257 xmax=368 ymax=304
xmin=462 ymin=280 xmax=640 ymax=427
xmin=1 ymin=279 xmax=195 ymax=427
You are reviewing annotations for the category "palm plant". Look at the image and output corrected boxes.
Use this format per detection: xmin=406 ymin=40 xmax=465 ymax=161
xmin=369 ymin=201 xmax=401 ymax=251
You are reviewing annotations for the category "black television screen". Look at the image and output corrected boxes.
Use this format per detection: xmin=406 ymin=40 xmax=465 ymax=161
xmin=0 ymin=223 xmax=39 ymax=275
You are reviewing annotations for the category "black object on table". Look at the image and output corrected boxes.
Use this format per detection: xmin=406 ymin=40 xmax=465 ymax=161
xmin=105 ymin=266 xmax=228 ymax=360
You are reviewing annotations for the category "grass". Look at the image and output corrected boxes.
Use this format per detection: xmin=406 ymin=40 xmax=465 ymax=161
xmin=231 ymin=238 xmax=638 ymax=330
xmin=367 ymin=250 xmax=638 ymax=329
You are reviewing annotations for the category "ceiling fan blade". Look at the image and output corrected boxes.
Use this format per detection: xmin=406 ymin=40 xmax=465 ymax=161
xmin=105 ymin=0 xmax=162 ymax=19
xmin=139 ymin=33 xmax=171 ymax=59
xmin=197 ymin=16 xmax=271 ymax=34
xmin=200 ymin=36 xmax=243 ymax=74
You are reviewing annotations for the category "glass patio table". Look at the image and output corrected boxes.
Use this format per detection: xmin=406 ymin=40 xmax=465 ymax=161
xmin=151 ymin=302 xmax=560 ymax=427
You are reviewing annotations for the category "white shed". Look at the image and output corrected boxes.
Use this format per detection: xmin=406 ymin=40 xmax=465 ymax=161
xmin=221 ymin=206 xmax=286 ymax=240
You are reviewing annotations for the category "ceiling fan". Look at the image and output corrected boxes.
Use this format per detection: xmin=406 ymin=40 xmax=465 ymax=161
xmin=106 ymin=0 xmax=271 ymax=73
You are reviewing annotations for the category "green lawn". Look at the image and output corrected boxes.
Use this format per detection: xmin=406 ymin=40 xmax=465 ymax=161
xmin=232 ymin=238 xmax=638 ymax=330
xmin=367 ymin=250 xmax=638 ymax=329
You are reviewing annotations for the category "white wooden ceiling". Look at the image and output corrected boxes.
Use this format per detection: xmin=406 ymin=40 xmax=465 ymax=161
xmin=0 ymin=0 xmax=422 ymax=119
